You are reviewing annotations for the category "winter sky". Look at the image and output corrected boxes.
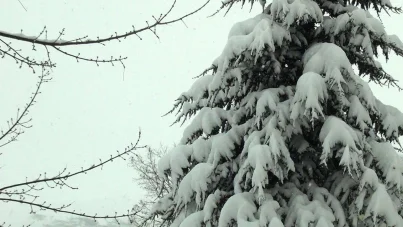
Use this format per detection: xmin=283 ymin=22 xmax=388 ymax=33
xmin=1 ymin=0 xmax=403 ymax=226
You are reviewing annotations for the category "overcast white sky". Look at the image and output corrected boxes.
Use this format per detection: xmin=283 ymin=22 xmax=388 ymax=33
xmin=1 ymin=0 xmax=403 ymax=226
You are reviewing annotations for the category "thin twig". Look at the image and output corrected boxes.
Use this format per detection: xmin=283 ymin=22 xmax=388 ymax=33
xmin=17 ymin=0 xmax=28 ymax=12
xmin=0 ymin=67 xmax=50 ymax=148
xmin=0 ymin=198 xmax=141 ymax=220
xmin=0 ymin=131 xmax=144 ymax=192
xmin=0 ymin=0 xmax=210 ymax=47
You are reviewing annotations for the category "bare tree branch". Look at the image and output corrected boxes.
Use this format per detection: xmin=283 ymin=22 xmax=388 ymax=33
xmin=0 ymin=0 xmax=211 ymax=74
xmin=52 ymin=46 xmax=127 ymax=67
xmin=1 ymin=221 xmax=32 ymax=227
xmin=0 ymin=67 xmax=51 ymax=149
xmin=0 ymin=131 xmax=145 ymax=223
xmin=0 ymin=0 xmax=210 ymax=47
xmin=129 ymin=145 xmax=172 ymax=226
xmin=0 ymin=131 xmax=144 ymax=192
xmin=0 ymin=198 xmax=140 ymax=221
xmin=1 ymin=0 xmax=211 ymax=224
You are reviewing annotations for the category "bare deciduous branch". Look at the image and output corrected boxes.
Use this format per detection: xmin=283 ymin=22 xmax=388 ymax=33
xmin=129 ymin=145 xmax=173 ymax=226
xmin=0 ymin=0 xmax=210 ymax=47
xmin=0 ymin=67 xmax=51 ymax=149
xmin=0 ymin=0 xmax=211 ymax=78
xmin=0 ymin=131 xmax=144 ymax=192
xmin=52 ymin=46 xmax=127 ymax=67
xmin=0 ymin=198 xmax=141 ymax=222
xmin=1 ymin=0 xmax=210 ymax=224
xmin=0 ymin=131 xmax=145 ymax=223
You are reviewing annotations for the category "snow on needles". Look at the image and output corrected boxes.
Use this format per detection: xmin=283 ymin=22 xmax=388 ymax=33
xmin=153 ymin=0 xmax=403 ymax=226
xmin=271 ymin=0 xmax=323 ymax=28
xmin=176 ymin=163 xmax=214 ymax=209
xmin=319 ymin=116 xmax=362 ymax=174
xmin=214 ymin=14 xmax=291 ymax=76
xmin=290 ymin=72 xmax=328 ymax=122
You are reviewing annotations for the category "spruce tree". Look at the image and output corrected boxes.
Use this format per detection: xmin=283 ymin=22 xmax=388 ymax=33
xmin=150 ymin=0 xmax=403 ymax=226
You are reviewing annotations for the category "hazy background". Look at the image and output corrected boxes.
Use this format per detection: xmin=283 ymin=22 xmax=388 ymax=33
xmin=0 ymin=0 xmax=402 ymax=226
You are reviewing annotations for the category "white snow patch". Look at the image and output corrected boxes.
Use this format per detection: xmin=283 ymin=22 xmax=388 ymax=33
xmin=291 ymin=72 xmax=328 ymax=122
xmin=319 ymin=116 xmax=360 ymax=168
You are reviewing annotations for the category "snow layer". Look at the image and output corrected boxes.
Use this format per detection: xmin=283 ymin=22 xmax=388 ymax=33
xmin=153 ymin=1 xmax=403 ymax=226
xmin=175 ymin=163 xmax=214 ymax=208
xmin=291 ymin=72 xmax=328 ymax=122
xmin=214 ymin=14 xmax=291 ymax=76
xmin=271 ymin=0 xmax=323 ymax=28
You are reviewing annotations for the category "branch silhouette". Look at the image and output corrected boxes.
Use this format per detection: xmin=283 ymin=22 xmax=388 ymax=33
xmin=0 ymin=67 xmax=50 ymax=149
xmin=1 ymin=198 xmax=140 ymax=222
xmin=0 ymin=131 xmax=145 ymax=223
xmin=0 ymin=0 xmax=210 ymax=46
xmin=1 ymin=0 xmax=211 ymax=224
xmin=0 ymin=0 xmax=210 ymax=70
xmin=1 ymin=132 xmax=144 ymax=192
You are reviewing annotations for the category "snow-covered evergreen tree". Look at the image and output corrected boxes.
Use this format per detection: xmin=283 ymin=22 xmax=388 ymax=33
xmin=151 ymin=0 xmax=403 ymax=226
